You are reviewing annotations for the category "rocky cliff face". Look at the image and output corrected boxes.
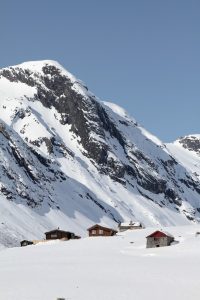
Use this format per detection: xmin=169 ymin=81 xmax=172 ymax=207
xmin=0 ymin=60 xmax=200 ymax=247
xmin=178 ymin=135 xmax=200 ymax=155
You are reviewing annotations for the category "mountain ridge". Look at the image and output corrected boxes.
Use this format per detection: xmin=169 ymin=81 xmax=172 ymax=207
xmin=0 ymin=60 xmax=200 ymax=247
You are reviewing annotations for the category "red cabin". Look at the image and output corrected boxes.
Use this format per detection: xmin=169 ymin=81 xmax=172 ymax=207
xmin=146 ymin=230 xmax=174 ymax=248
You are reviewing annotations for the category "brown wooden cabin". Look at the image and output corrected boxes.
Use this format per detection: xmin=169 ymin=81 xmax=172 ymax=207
xmin=87 ymin=224 xmax=117 ymax=237
xmin=45 ymin=229 xmax=79 ymax=240
xmin=20 ymin=240 xmax=33 ymax=247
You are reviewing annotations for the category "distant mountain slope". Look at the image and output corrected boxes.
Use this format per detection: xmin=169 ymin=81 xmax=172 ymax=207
xmin=0 ymin=60 xmax=199 ymax=246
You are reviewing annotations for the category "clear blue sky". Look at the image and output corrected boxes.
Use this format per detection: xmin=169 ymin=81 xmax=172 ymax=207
xmin=0 ymin=0 xmax=200 ymax=142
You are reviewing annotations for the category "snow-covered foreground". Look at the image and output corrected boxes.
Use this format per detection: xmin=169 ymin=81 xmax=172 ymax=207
xmin=0 ymin=225 xmax=200 ymax=300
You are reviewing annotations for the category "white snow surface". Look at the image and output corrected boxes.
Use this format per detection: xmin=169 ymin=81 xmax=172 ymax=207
xmin=103 ymin=101 xmax=135 ymax=120
xmin=0 ymin=225 xmax=200 ymax=300
xmin=167 ymin=139 xmax=200 ymax=176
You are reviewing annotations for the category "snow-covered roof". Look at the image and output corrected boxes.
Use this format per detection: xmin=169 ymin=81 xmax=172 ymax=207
xmin=45 ymin=229 xmax=73 ymax=235
xmin=162 ymin=230 xmax=174 ymax=238
xmin=87 ymin=224 xmax=117 ymax=232
xmin=119 ymin=221 xmax=141 ymax=227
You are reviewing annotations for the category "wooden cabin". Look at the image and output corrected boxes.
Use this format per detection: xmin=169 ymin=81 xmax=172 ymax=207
xmin=87 ymin=224 xmax=117 ymax=237
xmin=20 ymin=240 xmax=33 ymax=247
xmin=45 ymin=229 xmax=77 ymax=240
xmin=146 ymin=230 xmax=174 ymax=248
xmin=118 ymin=221 xmax=143 ymax=232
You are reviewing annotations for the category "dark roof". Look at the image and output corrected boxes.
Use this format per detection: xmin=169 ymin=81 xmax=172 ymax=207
xmin=44 ymin=229 xmax=73 ymax=235
xmin=20 ymin=240 xmax=33 ymax=244
xmin=87 ymin=224 xmax=117 ymax=232
xmin=146 ymin=230 xmax=173 ymax=238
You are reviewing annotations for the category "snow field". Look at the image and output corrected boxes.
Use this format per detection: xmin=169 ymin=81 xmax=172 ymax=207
xmin=0 ymin=225 xmax=200 ymax=300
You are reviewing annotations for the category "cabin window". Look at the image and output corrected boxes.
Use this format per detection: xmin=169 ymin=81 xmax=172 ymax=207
xmin=99 ymin=229 xmax=103 ymax=234
xmin=51 ymin=233 xmax=58 ymax=238
xmin=92 ymin=230 xmax=96 ymax=235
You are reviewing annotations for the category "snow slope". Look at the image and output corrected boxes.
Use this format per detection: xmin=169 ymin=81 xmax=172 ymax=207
xmin=0 ymin=225 xmax=200 ymax=300
xmin=0 ymin=60 xmax=200 ymax=247
xmin=167 ymin=136 xmax=200 ymax=176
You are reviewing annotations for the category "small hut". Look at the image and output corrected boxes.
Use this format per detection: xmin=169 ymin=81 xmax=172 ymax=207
xmin=87 ymin=224 xmax=117 ymax=237
xmin=20 ymin=240 xmax=33 ymax=247
xmin=118 ymin=221 xmax=143 ymax=232
xmin=146 ymin=230 xmax=174 ymax=248
xmin=45 ymin=229 xmax=77 ymax=240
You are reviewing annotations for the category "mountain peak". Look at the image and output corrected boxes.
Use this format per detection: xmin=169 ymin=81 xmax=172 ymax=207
xmin=0 ymin=59 xmax=92 ymax=102
xmin=10 ymin=59 xmax=61 ymax=68
xmin=2 ymin=59 xmax=77 ymax=83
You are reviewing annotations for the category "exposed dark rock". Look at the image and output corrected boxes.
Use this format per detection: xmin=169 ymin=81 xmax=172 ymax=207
xmin=30 ymin=148 xmax=51 ymax=167
xmin=0 ymin=124 xmax=10 ymax=139
xmin=179 ymin=136 xmax=200 ymax=154
xmin=164 ymin=188 xmax=181 ymax=206
xmin=9 ymin=142 xmax=38 ymax=183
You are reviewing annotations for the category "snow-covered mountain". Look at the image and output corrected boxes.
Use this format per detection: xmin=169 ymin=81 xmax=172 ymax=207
xmin=0 ymin=60 xmax=200 ymax=247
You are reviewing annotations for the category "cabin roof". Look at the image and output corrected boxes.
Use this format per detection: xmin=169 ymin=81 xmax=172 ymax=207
xmin=20 ymin=240 xmax=33 ymax=243
xmin=44 ymin=229 xmax=73 ymax=235
xmin=119 ymin=221 xmax=141 ymax=227
xmin=146 ymin=230 xmax=174 ymax=238
xmin=87 ymin=224 xmax=117 ymax=232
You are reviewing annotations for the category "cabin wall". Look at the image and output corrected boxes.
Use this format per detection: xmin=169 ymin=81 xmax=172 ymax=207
xmin=45 ymin=231 xmax=71 ymax=240
xmin=88 ymin=228 xmax=115 ymax=237
xmin=146 ymin=236 xmax=171 ymax=248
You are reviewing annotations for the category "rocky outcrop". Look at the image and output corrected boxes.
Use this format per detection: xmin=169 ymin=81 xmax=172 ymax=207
xmin=178 ymin=135 xmax=200 ymax=155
